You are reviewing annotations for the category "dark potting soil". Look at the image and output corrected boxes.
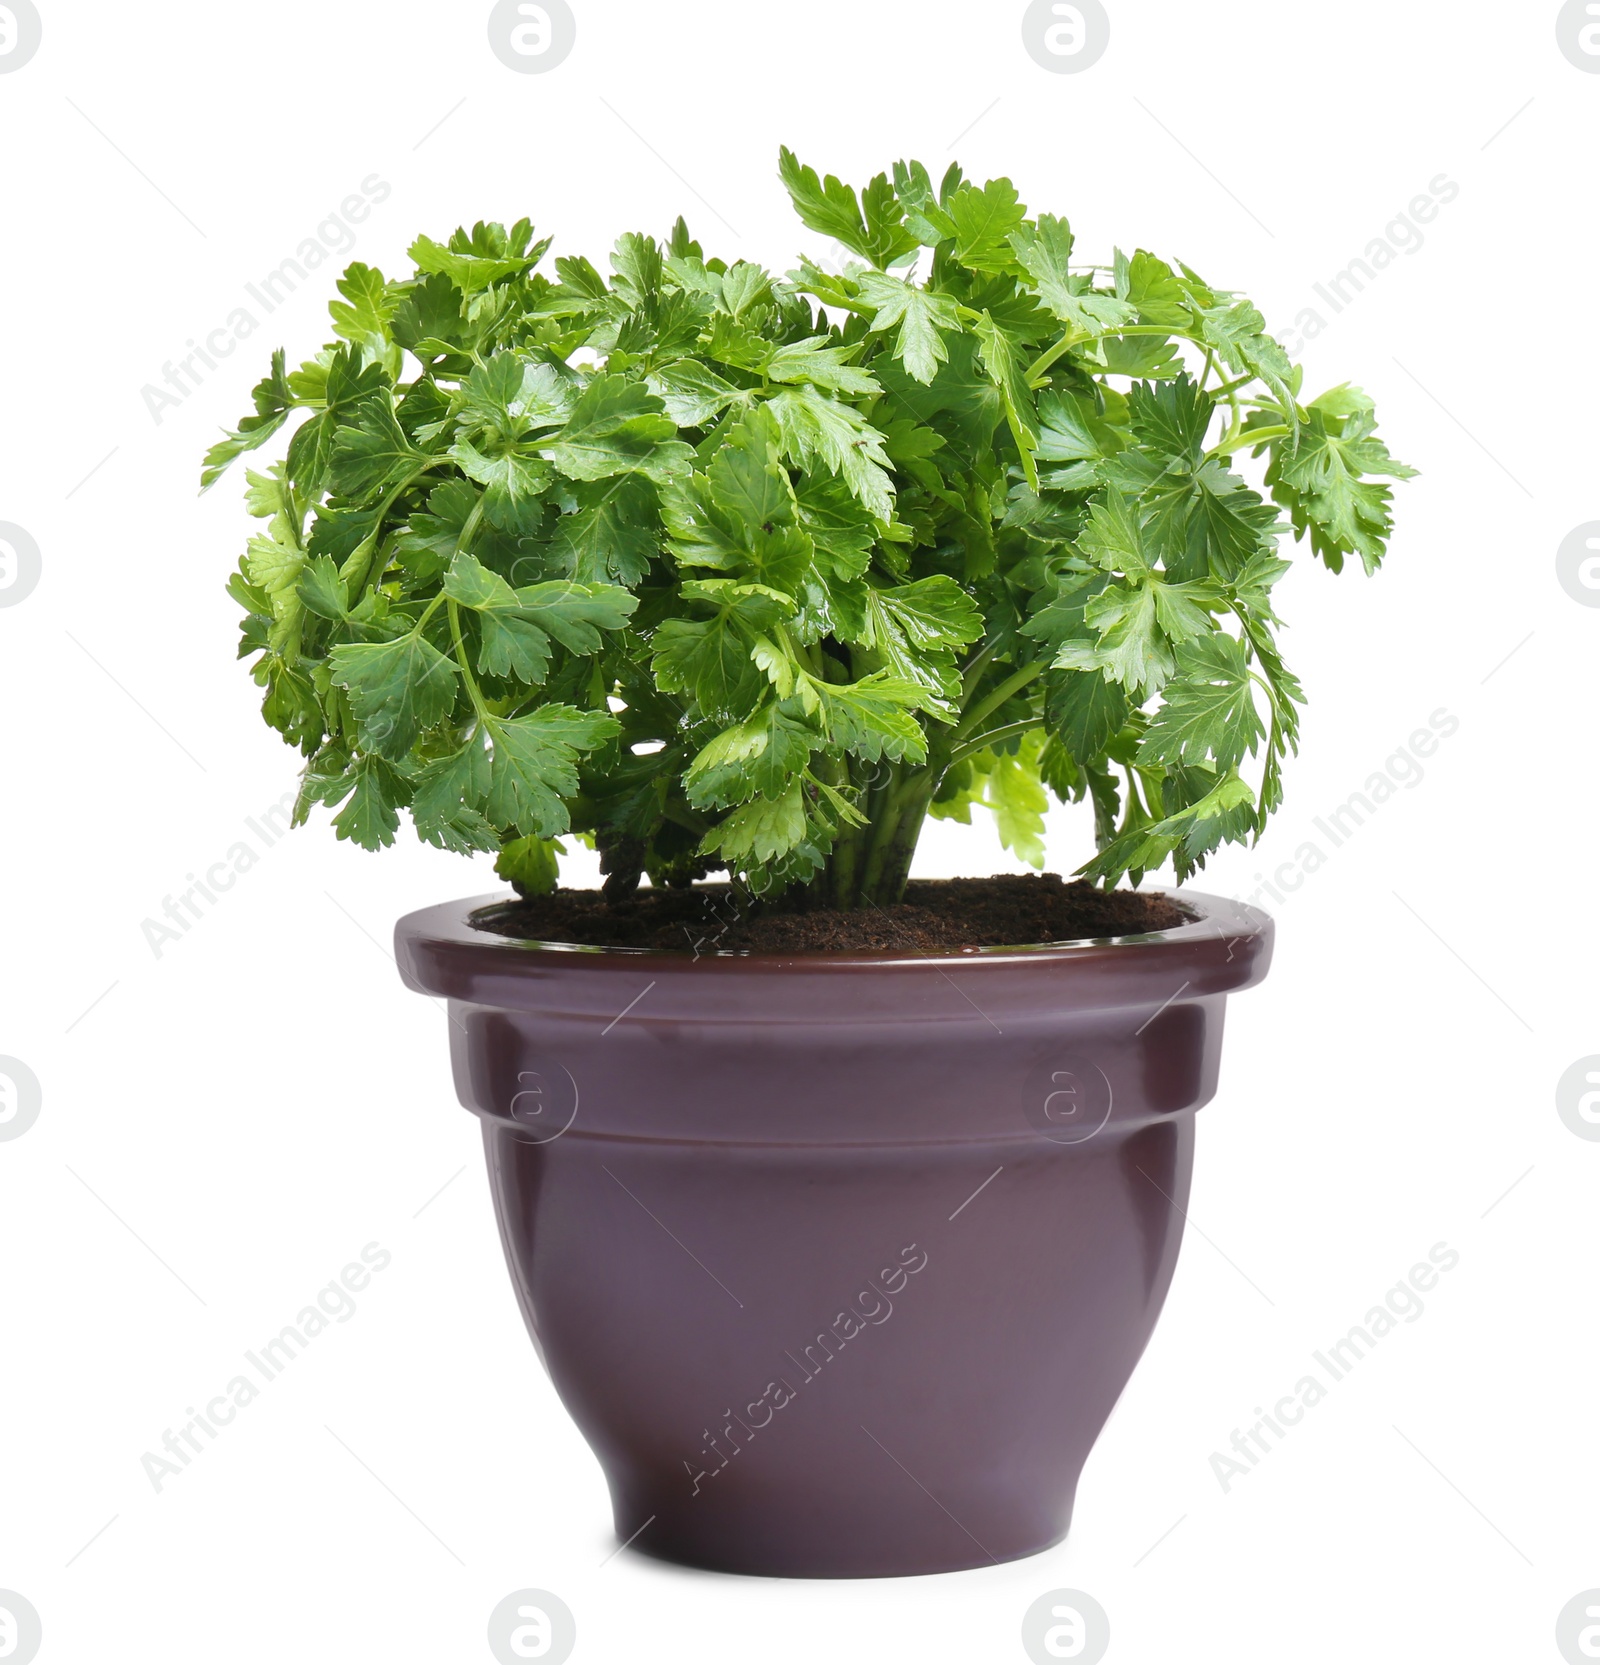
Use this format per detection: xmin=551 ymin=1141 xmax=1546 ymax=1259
xmin=473 ymin=874 xmax=1193 ymax=954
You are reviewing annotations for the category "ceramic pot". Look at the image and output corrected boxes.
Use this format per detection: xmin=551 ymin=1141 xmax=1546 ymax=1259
xmin=395 ymin=889 xmax=1271 ymax=1578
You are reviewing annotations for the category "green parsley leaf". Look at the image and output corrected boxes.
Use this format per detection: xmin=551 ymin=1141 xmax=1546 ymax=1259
xmin=329 ymin=263 xmax=397 ymax=350
xmin=541 ymin=375 xmax=693 ymax=483
xmin=946 ymin=178 xmax=1027 ymax=273
xmin=856 ymin=272 xmax=961 ymax=385
xmin=329 ymin=633 xmax=459 ymax=759
xmin=1266 ymin=394 xmax=1415 ymax=574
xmin=766 ymin=385 xmax=895 ymax=522
xmin=1139 ymin=633 xmax=1264 ymax=771
xmin=408 ymin=219 xmax=549 ymax=291
xmin=484 ymin=706 xmax=619 ymax=837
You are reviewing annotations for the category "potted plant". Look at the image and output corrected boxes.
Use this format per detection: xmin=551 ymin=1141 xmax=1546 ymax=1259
xmin=208 ymin=150 xmax=1410 ymax=1577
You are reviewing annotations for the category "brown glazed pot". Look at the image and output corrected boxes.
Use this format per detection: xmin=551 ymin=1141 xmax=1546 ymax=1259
xmin=395 ymin=888 xmax=1272 ymax=1578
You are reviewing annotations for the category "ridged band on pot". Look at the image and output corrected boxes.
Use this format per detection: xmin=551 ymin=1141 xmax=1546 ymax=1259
xmin=396 ymin=889 xmax=1271 ymax=1578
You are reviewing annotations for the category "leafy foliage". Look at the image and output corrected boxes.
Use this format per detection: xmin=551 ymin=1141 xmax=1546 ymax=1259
xmin=211 ymin=155 xmax=1410 ymax=904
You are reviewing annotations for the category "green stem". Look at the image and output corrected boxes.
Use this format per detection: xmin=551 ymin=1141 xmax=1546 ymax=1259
xmin=947 ymin=718 xmax=1041 ymax=768
xmin=829 ymin=831 xmax=860 ymax=909
xmin=823 ymin=750 xmax=874 ymax=907
xmin=797 ymin=285 xmax=874 ymax=318
xmin=1116 ymin=766 xmax=1146 ymax=840
xmin=352 ymin=464 xmax=452 ymax=596
xmin=855 ymin=764 xmax=906 ymax=904
xmin=780 ymin=625 xmax=826 ymax=681
xmin=857 ymin=771 xmax=933 ymax=905
xmin=415 ymin=592 xmax=450 ymax=633
xmin=959 ymin=637 xmax=1002 ymax=701
xmin=955 ymin=660 xmax=1048 ymax=740
xmin=1024 ymin=323 xmax=1210 ymax=386
xmin=870 ymin=778 xmax=938 ymax=903
xmin=446 ymin=598 xmax=488 ymax=718
xmin=1207 ymin=424 xmax=1289 ymax=461
xmin=1024 ymin=330 xmax=1089 ymax=386
xmin=455 ymin=498 xmax=487 ymax=556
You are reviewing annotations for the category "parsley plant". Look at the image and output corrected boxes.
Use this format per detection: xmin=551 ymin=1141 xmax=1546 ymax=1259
xmin=210 ymin=151 xmax=1412 ymax=907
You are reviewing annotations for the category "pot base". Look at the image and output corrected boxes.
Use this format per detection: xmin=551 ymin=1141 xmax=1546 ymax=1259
xmin=613 ymin=1504 xmax=1073 ymax=1581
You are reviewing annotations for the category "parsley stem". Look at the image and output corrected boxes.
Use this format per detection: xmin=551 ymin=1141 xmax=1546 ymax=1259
xmin=956 ymin=660 xmax=1047 ymax=739
xmin=1027 ymin=323 xmax=1213 ymax=386
xmin=456 ymin=497 xmax=486 ymax=555
xmin=959 ymin=638 xmax=1002 ymax=700
xmin=345 ymin=463 xmax=457 ymax=597
xmin=1206 ymin=424 xmax=1290 ymax=460
xmin=446 ymin=598 xmax=488 ymax=719
xmin=1025 ymin=331 xmax=1088 ymax=385
xmin=1116 ymin=766 xmax=1148 ymax=839
xmin=947 ymin=718 xmax=1041 ymax=768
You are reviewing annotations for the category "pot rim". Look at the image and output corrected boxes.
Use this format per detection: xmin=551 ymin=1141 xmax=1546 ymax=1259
xmin=398 ymin=885 xmax=1269 ymax=970
xmin=396 ymin=887 xmax=1272 ymax=1020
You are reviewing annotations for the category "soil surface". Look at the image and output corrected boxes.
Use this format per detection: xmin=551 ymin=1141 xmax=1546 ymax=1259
xmin=473 ymin=874 xmax=1193 ymax=954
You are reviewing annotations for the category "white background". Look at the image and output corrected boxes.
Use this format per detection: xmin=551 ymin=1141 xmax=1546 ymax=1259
xmin=1 ymin=2 xmax=1596 ymax=1660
